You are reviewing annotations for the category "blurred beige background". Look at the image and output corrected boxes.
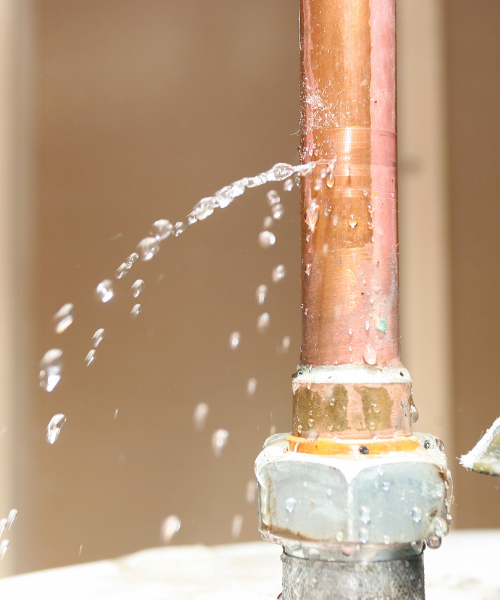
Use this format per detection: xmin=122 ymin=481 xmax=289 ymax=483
xmin=0 ymin=0 xmax=498 ymax=577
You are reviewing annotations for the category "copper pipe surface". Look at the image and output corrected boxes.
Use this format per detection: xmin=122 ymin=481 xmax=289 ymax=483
xmin=299 ymin=0 xmax=399 ymax=369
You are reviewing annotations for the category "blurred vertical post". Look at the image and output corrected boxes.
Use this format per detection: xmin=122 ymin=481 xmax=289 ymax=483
xmin=0 ymin=0 xmax=34 ymax=575
xmin=397 ymin=2 xmax=451 ymax=464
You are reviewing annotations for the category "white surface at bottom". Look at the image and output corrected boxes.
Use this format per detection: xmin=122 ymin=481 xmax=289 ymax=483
xmin=0 ymin=530 xmax=498 ymax=599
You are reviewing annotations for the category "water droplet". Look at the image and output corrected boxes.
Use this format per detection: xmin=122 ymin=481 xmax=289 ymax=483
xmin=266 ymin=190 xmax=281 ymax=207
xmin=348 ymin=215 xmax=357 ymax=228
xmin=116 ymin=263 xmax=130 ymax=279
xmin=348 ymin=328 xmax=353 ymax=335
xmin=335 ymin=531 xmax=344 ymax=542
xmin=427 ymin=536 xmax=441 ymax=549
xmin=368 ymin=205 xmax=374 ymax=214
xmin=212 ymin=429 xmax=229 ymax=457
xmin=363 ymin=344 xmax=377 ymax=366
xmin=126 ymin=252 xmax=139 ymax=267
xmin=383 ymin=535 xmax=391 ymax=545
xmin=92 ymin=328 xmax=105 ymax=348
xmin=411 ymin=540 xmax=424 ymax=552
xmin=263 ymin=216 xmax=273 ymax=229
xmin=231 ymin=514 xmax=243 ymax=539
xmin=246 ymin=378 xmax=257 ymax=396
xmin=0 ymin=519 xmax=6 ymax=538
xmin=360 ymin=506 xmax=371 ymax=524
xmin=85 ymin=349 xmax=96 ymax=366
xmin=272 ymin=203 xmax=284 ymax=220
xmin=46 ymin=414 xmax=66 ymax=444
xmin=256 ymin=285 xmax=268 ymax=305
xmin=433 ymin=517 xmax=448 ymax=537
xmin=326 ymin=175 xmax=335 ymax=188
xmin=131 ymin=304 xmax=142 ymax=318
xmin=6 ymin=509 xmax=17 ymax=530
xmin=359 ymin=528 xmax=370 ymax=543
xmin=308 ymin=419 xmax=314 ymax=428
xmin=39 ymin=349 xmax=63 ymax=392
xmin=410 ymin=403 xmax=419 ymax=424
xmin=365 ymin=320 xmax=370 ymax=331
xmin=0 ymin=540 xmax=9 ymax=560
xmin=283 ymin=178 xmax=294 ymax=192
xmin=371 ymin=403 xmax=380 ymax=414
xmin=305 ymin=202 xmax=319 ymax=230
xmin=151 ymin=219 xmax=173 ymax=240
xmin=193 ymin=403 xmax=209 ymax=432
xmin=161 ymin=515 xmax=181 ymax=544
xmin=363 ymin=189 xmax=369 ymax=197
xmin=246 ymin=480 xmax=256 ymax=503
xmin=257 ymin=313 xmax=270 ymax=333
xmin=382 ymin=481 xmax=390 ymax=491
xmin=258 ymin=231 xmax=276 ymax=248
xmin=281 ymin=336 xmax=291 ymax=353
xmin=191 ymin=198 xmax=216 ymax=222
xmin=367 ymin=221 xmax=374 ymax=230
xmin=131 ymin=279 xmax=145 ymax=298
xmin=411 ymin=507 xmax=422 ymax=523
xmin=174 ymin=222 xmax=187 ymax=236
xmin=229 ymin=331 xmax=241 ymax=350
xmin=435 ymin=437 xmax=445 ymax=452
xmin=52 ymin=303 xmax=74 ymax=334
xmin=284 ymin=497 xmax=297 ymax=513
xmin=137 ymin=237 xmax=160 ymax=261
xmin=341 ymin=543 xmax=356 ymax=556
xmin=272 ymin=264 xmax=286 ymax=283
xmin=297 ymin=424 xmax=303 ymax=433
xmin=313 ymin=179 xmax=323 ymax=191
xmin=269 ymin=163 xmax=294 ymax=181
xmin=95 ymin=279 xmax=114 ymax=303
xmin=305 ymin=264 xmax=312 ymax=276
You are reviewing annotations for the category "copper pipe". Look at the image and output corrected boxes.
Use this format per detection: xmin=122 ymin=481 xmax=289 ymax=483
xmin=293 ymin=0 xmax=404 ymax=440
xmin=299 ymin=0 xmax=398 ymax=369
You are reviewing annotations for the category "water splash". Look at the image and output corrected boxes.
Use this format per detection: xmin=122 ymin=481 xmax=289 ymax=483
xmin=257 ymin=313 xmax=270 ymax=333
xmin=246 ymin=378 xmax=257 ymax=396
xmin=151 ymin=219 xmax=173 ymax=240
xmin=137 ymin=237 xmax=160 ymax=261
xmin=258 ymin=231 xmax=276 ymax=248
xmin=95 ymin=280 xmax=114 ymax=303
xmin=161 ymin=515 xmax=181 ymax=544
xmin=130 ymin=304 xmax=142 ymax=318
xmin=131 ymin=279 xmax=145 ymax=298
xmin=193 ymin=403 xmax=209 ymax=432
xmin=229 ymin=332 xmax=241 ymax=350
xmin=52 ymin=303 xmax=74 ymax=334
xmin=256 ymin=285 xmax=268 ymax=305
xmin=231 ymin=514 xmax=243 ymax=539
xmin=39 ymin=349 xmax=63 ymax=392
xmin=92 ymin=328 xmax=105 ymax=348
xmin=272 ymin=265 xmax=286 ymax=282
xmin=85 ymin=350 xmax=96 ymax=366
xmin=212 ymin=429 xmax=229 ymax=457
xmin=46 ymin=414 xmax=66 ymax=444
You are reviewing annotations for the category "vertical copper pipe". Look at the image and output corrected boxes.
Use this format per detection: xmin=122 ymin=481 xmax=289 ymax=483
xmin=299 ymin=0 xmax=398 ymax=369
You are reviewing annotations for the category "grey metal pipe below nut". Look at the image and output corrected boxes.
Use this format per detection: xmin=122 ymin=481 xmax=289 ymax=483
xmin=281 ymin=551 xmax=424 ymax=600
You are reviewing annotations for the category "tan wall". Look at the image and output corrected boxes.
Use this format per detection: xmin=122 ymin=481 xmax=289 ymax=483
xmin=4 ymin=0 xmax=500 ymax=576
xmin=445 ymin=0 xmax=500 ymax=528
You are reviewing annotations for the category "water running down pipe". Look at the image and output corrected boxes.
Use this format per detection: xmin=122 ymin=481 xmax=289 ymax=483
xmin=255 ymin=2 xmax=452 ymax=599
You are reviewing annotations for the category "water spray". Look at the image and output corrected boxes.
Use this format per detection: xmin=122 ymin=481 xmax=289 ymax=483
xmin=255 ymin=1 xmax=452 ymax=598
